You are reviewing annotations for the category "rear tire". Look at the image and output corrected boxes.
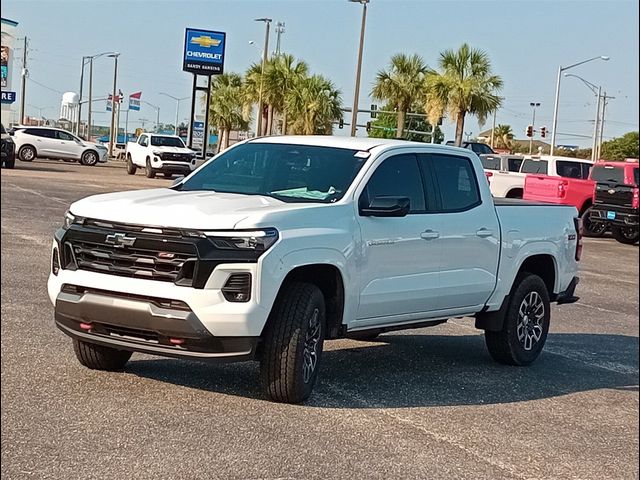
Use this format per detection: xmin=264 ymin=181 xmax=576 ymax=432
xmin=612 ymin=226 xmax=639 ymax=245
xmin=260 ymin=282 xmax=326 ymax=404
xmin=126 ymin=156 xmax=137 ymax=175
xmin=73 ymin=339 xmax=132 ymax=371
xmin=18 ymin=145 xmax=36 ymax=162
xmin=582 ymin=208 xmax=607 ymax=237
xmin=145 ymin=159 xmax=156 ymax=178
xmin=485 ymin=274 xmax=550 ymax=366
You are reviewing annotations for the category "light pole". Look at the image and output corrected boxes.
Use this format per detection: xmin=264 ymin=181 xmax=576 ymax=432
xmin=529 ymin=102 xmax=540 ymax=154
xmin=564 ymin=73 xmax=602 ymax=161
xmin=254 ymin=18 xmax=272 ymax=137
xmin=549 ymin=55 xmax=609 ymax=156
xmin=274 ymin=22 xmax=285 ymax=56
xmin=77 ymin=52 xmax=119 ymax=139
xmin=107 ymin=53 xmax=120 ymax=158
xmin=142 ymin=101 xmax=161 ymax=132
xmin=159 ymin=93 xmax=189 ymax=135
xmin=349 ymin=0 xmax=370 ymax=137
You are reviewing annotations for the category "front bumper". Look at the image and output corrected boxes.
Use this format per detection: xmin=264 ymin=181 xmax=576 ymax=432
xmin=54 ymin=285 xmax=257 ymax=361
xmin=152 ymin=156 xmax=196 ymax=173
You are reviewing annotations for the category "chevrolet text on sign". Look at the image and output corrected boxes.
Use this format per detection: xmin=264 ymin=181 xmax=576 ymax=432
xmin=183 ymin=28 xmax=226 ymax=75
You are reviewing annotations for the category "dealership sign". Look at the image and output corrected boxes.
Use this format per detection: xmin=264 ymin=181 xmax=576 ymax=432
xmin=183 ymin=28 xmax=226 ymax=75
xmin=1 ymin=91 xmax=16 ymax=104
xmin=129 ymin=91 xmax=142 ymax=111
xmin=192 ymin=121 xmax=205 ymax=149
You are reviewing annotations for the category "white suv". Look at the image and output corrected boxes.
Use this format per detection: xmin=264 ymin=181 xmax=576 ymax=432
xmin=13 ymin=126 xmax=108 ymax=166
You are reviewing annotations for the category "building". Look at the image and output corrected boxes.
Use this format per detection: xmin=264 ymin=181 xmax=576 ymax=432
xmin=1 ymin=17 xmax=19 ymax=126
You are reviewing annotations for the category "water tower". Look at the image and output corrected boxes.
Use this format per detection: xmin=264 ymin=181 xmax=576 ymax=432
xmin=60 ymin=91 xmax=79 ymax=123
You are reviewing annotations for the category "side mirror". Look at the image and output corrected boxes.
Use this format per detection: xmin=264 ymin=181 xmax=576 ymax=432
xmin=172 ymin=175 xmax=185 ymax=187
xmin=360 ymin=196 xmax=410 ymax=217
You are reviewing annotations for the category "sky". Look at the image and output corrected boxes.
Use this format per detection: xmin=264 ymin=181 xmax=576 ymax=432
xmin=3 ymin=0 xmax=639 ymax=146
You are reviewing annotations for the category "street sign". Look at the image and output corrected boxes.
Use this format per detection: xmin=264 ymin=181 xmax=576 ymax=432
xmin=183 ymin=28 xmax=226 ymax=75
xmin=1 ymin=91 xmax=16 ymax=103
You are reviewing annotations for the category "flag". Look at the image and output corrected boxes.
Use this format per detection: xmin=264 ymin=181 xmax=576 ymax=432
xmin=129 ymin=91 xmax=142 ymax=111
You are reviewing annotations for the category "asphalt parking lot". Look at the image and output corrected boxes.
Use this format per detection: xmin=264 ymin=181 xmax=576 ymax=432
xmin=2 ymin=159 xmax=638 ymax=480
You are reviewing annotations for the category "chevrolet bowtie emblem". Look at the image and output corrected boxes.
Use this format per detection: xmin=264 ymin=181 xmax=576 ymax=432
xmin=608 ymin=189 xmax=616 ymax=194
xmin=190 ymin=35 xmax=221 ymax=48
xmin=105 ymin=233 xmax=136 ymax=247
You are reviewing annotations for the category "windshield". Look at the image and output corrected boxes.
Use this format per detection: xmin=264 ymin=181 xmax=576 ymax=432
xmin=151 ymin=136 xmax=185 ymax=147
xmin=520 ymin=159 xmax=548 ymax=174
xmin=591 ymin=165 xmax=625 ymax=184
xmin=179 ymin=142 xmax=367 ymax=203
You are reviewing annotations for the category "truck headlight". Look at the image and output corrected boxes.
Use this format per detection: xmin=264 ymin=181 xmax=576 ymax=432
xmin=63 ymin=211 xmax=83 ymax=229
xmin=152 ymin=150 xmax=163 ymax=156
xmin=204 ymin=228 xmax=279 ymax=252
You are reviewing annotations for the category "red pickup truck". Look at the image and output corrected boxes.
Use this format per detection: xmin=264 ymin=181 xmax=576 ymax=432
xmin=523 ymin=156 xmax=604 ymax=236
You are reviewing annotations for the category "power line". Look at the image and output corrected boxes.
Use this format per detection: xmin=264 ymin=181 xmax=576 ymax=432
xmin=27 ymin=77 xmax=64 ymax=95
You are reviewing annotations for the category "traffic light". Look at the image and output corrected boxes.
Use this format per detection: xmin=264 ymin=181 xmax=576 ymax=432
xmin=526 ymin=125 xmax=533 ymax=137
xmin=366 ymin=121 xmax=371 ymax=133
xmin=338 ymin=118 xmax=344 ymax=129
xmin=540 ymin=126 xmax=547 ymax=138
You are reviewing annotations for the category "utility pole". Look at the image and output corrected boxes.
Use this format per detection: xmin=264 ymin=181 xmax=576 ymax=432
xmin=597 ymin=92 xmax=615 ymax=160
xmin=139 ymin=118 xmax=149 ymax=130
xmin=108 ymin=53 xmax=120 ymax=158
xmin=349 ymin=0 xmax=370 ymax=137
xmin=19 ymin=36 xmax=28 ymax=124
xmin=87 ymin=59 xmax=93 ymax=140
xmin=255 ymin=18 xmax=272 ymax=137
xmin=591 ymin=87 xmax=601 ymax=162
xmin=490 ymin=109 xmax=497 ymax=149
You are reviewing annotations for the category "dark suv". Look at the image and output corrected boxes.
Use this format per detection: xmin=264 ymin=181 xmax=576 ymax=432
xmin=446 ymin=140 xmax=496 ymax=155
xmin=589 ymin=161 xmax=639 ymax=244
xmin=1 ymin=123 xmax=16 ymax=169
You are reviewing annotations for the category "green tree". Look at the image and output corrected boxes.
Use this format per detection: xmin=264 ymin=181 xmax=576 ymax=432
xmin=285 ymin=75 xmax=342 ymax=135
xmin=492 ymin=124 xmax=514 ymax=149
xmin=424 ymin=43 xmax=503 ymax=146
xmin=600 ymin=132 xmax=639 ymax=160
xmin=368 ymin=103 xmax=443 ymax=143
xmin=264 ymin=54 xmax=309 ymax=134
xmin=208 ymin=73 xmax=249 ymax=151
xmin=371 ymin=53 xmax=429 ymax=139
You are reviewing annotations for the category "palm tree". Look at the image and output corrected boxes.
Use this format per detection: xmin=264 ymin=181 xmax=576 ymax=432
xmin=371 ymin=53 xmax=429 ymax=138
xmin=208 ymin=73 xmax=249 ymax=151
xmin=264 ymin=54 xmax=309 ymax=134
xmin=285 ymin=75 xmax=342 ymax=135
xmin=424 ymin=43 xmax=503 ymax=146
xmin=492 ymin=124 xmax=514 ymax=149
xmin=243 ymin=62 xmax=271 ymax=136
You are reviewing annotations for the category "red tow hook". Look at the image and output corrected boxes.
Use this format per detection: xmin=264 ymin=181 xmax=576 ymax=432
xmin=79 ymin=322 xmax=93 ymax=331
xmin=169 ymin=338 xmax=185 ymax=346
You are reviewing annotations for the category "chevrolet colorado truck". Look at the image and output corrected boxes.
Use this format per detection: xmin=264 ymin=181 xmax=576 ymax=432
xmin=589 ymin=160 xmax=639 ymax=244
xmin=48 ymin=137 xmax=581 ymax=403
xmin=126 ymin=133 xmax=197 ymax=179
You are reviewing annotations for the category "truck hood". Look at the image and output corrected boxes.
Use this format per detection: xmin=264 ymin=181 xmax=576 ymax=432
xmin=150 ymin=146 xmax=193 ymax=154
xmin=69 ymin=188 xmax=303 ymax=230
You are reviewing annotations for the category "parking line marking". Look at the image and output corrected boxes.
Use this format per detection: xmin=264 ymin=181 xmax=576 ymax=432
xmin=575 ymin=301 xmax=636 ymax=317
xmin=4 ymin=183 xmax=68 ymax=206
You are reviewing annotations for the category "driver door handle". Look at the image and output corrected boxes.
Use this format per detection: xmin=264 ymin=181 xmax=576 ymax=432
xmin=476 ymin=228 xmax=494 ymax=238
xmin=421 ymin=230 xmax=440 ymax=240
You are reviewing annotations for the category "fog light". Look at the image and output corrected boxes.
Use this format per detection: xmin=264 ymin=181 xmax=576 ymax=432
xmin=52 ymin=247 xmax=60 ymax=275
xmin=221 ymin=273 xmax=251 ymax=302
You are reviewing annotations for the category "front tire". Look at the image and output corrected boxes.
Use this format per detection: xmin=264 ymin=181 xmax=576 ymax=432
xmin=73 ymin=339 xmax=132 ymax=371
xmin=3 ymin=157 xmax=15 ymax=169
xmin=126 ymin=156 xmax=137 ymax=175
xmin=612 ymin=226 xmax=639 ymax=245
xmin=582 ymin=208 xmax=607 ymax=237
xmin=145 ymin=159 xmax=156 ymax=178
xmin=485 ymin=274 xmax=550 ymax=366
xmin=18 ymin=145 xmax=36 ymax=162
xmin=260 ymin=282 xmax=326 ymax=404
xmin=80 ymin=150 xmax=99 ymax=166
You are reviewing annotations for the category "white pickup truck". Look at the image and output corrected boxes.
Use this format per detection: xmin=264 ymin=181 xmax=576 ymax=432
xmin=49 ymin=137 xmax=582 ymax=403
xmin=126 ymin=133 xmax=197 ymax=178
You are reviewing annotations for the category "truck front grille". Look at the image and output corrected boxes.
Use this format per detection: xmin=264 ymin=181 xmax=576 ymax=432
xmin=161 ymin=152 xmax=192 ymax=162
xmin=70 ymin=239 xmax=196 ymax=283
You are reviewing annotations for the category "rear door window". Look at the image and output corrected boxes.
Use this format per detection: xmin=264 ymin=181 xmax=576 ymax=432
xmin=425 ymin=153 xmax=481 ymax=212
xmin=591 ymin=165 xmax=625 ymax=184
xmin=507 ymin=157 xmax=524 ymax=172
xmin=556 ymin=161 xmax=589 ymax=179
xmin=480 ymin=156 xmax=501 ymax=170
xmin=520 ymin=159 xmax=548 ymax=174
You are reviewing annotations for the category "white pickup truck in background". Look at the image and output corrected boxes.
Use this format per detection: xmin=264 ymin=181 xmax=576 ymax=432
xmin=49 ymin=137 xmax=582 ymax=403
xmin=125 ymin=133 xmax=197 ymax=179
